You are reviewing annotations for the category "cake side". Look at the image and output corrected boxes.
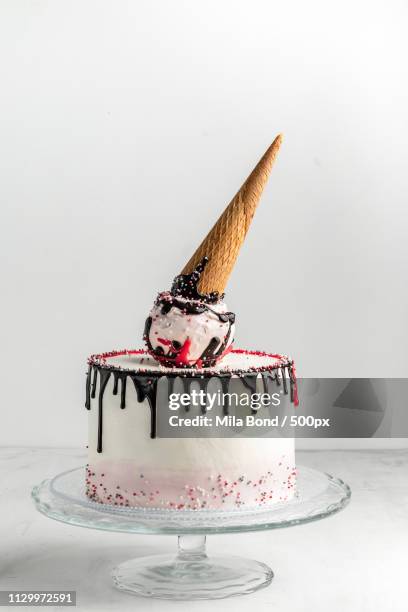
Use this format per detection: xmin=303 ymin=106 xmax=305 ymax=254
xmin=85 ymin=349 xmax=297 ymax=510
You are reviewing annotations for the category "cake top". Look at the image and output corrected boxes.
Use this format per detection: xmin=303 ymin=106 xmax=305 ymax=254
xmin=88 ymin=348 xmax=293 ymax=378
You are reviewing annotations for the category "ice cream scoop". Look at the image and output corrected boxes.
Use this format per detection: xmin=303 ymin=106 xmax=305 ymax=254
xmin=144 ymin=258 xmax=235 ymax=368
xmin=143 ymin=135 xmax=283 ymax=368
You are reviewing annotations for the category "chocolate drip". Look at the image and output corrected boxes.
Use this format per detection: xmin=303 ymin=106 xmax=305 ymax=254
xmin=155 ymin=295 xmax=235 ymax=325
xmin=242 ymin=375 xmax=259 ymax=415
xmin=182 ymin=377 xmax=191 ymax=412
xmin=91 ymin=367 xmax=98 ymax=398
xmin=201 ymin=378 xmax=209 ymax=414
xmin=168 ymin=377 xmax=175 ymax=396
xmin=200 ymin=337 xmax=221 ymax=365
xmin=241 ymin=374 xmax=258 ymax=394
xmin=289 ymin=365 xmax=299 ymax=405
xmin=215 ymin=322 xmax=233 ymax=358
xmin=97 ymin=370 xmax=111 ymax=453
xmin=171 ymin=256 xmax=222 ymax=304
xmin=112 ymin=372 xmax=119 ymax=395
xmin=290 ymin=375 xmax=294 ymax=402
xmin=281 ymin=367 xmax=288 ymax=394
xmin=85 ymin=365 xmax=92 ymax=409
xmin=221 ymin=377 xmax=230 ymax=415
xmin=261 ymin=372 xmax=272 ymax=394
xmin=112 ymin=371 xmax=127 ymax=408
xmin=131 ymin=376 xmax=158 ymax=438
xmin=143 ymin=316 xmax=152 ymax=342
xmin=120 ymin=375 xmax=127 ymax=409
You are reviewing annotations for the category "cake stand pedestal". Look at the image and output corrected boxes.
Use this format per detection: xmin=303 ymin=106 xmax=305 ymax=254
xmin=113 ymin=534 xmax=273 ymax=599
xmin=32 ymin=466 xmax=350 ymax=600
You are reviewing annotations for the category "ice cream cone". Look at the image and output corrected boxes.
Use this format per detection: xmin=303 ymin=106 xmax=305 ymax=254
xmin=181 ymin=134 xmax=283 ymax=295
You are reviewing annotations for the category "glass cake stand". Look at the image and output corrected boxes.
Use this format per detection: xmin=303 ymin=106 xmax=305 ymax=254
xmin=31 ymin=466 xmax=350 ymax=600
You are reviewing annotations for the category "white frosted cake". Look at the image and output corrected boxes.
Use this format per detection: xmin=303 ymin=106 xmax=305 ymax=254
xmin=86 ymin=349 xmax=297 ymax=510
xmin=84 ymin=135 xmax=299 ymax=510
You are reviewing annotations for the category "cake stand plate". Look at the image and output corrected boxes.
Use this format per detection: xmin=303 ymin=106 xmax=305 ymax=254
xmin=32 ymin=466 xmax=350 ymax=600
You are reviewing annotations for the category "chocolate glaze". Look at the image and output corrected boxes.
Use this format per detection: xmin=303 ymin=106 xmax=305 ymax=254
xmin=143 ymin=316 xmax=152 ymax=341
xmin=289 ymin=368 xmax=298 ymax=405
xmin=199 ymin=337 xmax=221 ymax=363
xmin=120 ymin=374 xmax=127 ymax=409
xmin=171 ymin=256 xmax=222 ymax=304
xmin=182 ymin=377 xmax=192 ymax=412
xmin=167 ymin=376 xmax=175 ymax=396
xmin=85 ymin=365 xmax=92 ymax=410
xmin=112 ymin=372 xmax=119 ymax=396
xmin=281 ymin=367 xmax=288 ymax=395
xmin=200 ymin=378 xmax=210 ymax=414
xmin=261 ymin=372 xmax=275 ymax=396
xmin=241 ymin=374 xmax=259 ymax=415
xmin=91 ymin=367 xmax=98 ymax=399
xmin=220 ymin=377 xmax=230 ymax=415
xmin=131 ymin=375 xmax=157 ymax=438
xmin=97 ymin=369 xmax=111 ymax=453
xmin=154 ymin=294 xmax=235 ymax=324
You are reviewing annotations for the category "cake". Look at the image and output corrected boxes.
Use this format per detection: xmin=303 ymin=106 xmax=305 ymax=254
xmin=85 ymin=135 xmax=298 ymax=510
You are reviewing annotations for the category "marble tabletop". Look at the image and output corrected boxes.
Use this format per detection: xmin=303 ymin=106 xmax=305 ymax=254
xmin=1 ymin=448 xmax=407 ymax=611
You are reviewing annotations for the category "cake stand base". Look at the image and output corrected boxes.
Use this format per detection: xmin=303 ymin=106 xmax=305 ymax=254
xmin=32 ymin=465 xmax=351 ymax=600
xmin=112 ymin=535 xmax=272 ymax=600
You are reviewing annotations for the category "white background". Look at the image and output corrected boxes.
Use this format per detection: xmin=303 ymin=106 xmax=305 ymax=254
xmin=1 ymin=1 xmax=407 ymax=447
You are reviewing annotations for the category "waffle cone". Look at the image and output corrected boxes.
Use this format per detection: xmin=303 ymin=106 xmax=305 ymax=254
xmin=181 ymin=134 xmax=283 ymax=294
